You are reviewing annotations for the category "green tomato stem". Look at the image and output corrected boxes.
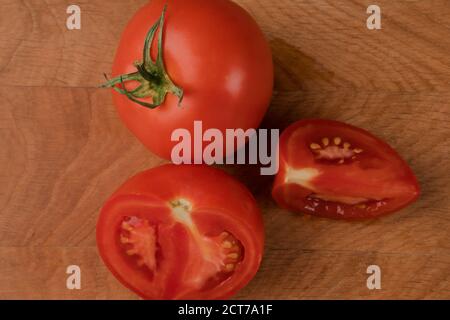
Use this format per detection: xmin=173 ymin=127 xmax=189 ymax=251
xmin=101 ymin=5 xmax=184 ymax=109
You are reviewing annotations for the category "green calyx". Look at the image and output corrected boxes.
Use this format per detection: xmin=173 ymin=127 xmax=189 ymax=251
xmin=101 ymin=5 xmax=183 ymax=109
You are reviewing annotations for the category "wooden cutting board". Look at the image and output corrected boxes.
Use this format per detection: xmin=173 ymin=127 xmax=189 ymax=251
xmin=0 ymin=0 xmax=449 ymax=299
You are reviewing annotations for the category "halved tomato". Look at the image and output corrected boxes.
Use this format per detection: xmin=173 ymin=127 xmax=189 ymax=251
xmin=272 ymin=119 xmax=420 ymax=219
xmin=96 ymin=164 xmax=264 ymax=299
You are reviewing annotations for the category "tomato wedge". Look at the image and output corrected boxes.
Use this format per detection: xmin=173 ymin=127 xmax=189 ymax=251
xmin=96 ymin=165 xmax=264 ymax=299
xmin=272 ymin=119 xmax=420 ymax=219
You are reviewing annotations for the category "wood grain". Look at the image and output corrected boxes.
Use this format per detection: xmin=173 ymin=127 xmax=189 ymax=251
xmin=0 ymin=0 xmax=449 ymax=299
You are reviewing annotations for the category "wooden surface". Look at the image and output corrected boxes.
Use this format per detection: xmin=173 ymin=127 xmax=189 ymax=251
xmin=0 ymin=0 xmax=449 ymax=299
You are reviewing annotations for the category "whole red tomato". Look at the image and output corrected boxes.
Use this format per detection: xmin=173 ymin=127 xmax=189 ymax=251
xmin=97 ymin=165 xmax=264 ymax=299
xmin=272 ymin=119 xmax=420 ymax=219
xmin=103 ymin=0 xmax=273 ymax=160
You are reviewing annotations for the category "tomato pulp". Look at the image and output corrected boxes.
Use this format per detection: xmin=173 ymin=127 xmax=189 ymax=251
xmin=97 ymin=165 xmax=264 ymax=299
xmin=272 ymin=119 xmax=420 ymax=219
xmin=105 ymin=0 xmax=273 ymax=160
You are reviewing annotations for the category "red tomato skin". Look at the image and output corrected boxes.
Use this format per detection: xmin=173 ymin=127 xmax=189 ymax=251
xmin=272 ymin=119 xmax=420 ymax=219
xmin=97 ymin=164 xmax=264 ymax=299
xmin=112 ymin=0 xmax=273 ymax=160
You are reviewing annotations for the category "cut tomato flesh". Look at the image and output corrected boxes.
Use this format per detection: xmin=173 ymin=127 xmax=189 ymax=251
xmin=116 ymin=199 xmax=244 ymax=295
xmin=169 ymin=199 xmax=244 ymax=291
xmin=309 ymin=193 xmax=370 ymax=206
xmin=284 ymin=166 xmax=375 ymax=205
xmin=183 ymin=230 xmax=244 ymax=291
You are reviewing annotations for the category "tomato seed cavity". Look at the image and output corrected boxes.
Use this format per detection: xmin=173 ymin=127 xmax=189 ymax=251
xmin=310 ymin=136 xmax=364 ymax=164
xmin=218 ymin=231 xmax=243 ymax=273
xmin=120 ymin=217 xmax=159 ymax=272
